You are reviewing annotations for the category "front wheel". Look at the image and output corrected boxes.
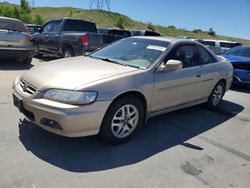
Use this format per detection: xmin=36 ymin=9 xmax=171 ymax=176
xmin=99 ymin=96 xmax=144 ymax=144
xmin=206 ymin=81 xmax=225 ymax=109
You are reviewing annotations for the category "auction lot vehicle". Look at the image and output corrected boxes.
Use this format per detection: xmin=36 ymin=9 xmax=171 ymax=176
xmin=199 ymin=39 xmax=242 ymax=55
xmin=131 ymin=30 xmax=161 ymax=36
xmin=222 ymin=45 xmax=250 ymax=85
xmin=26 ymin=24 xmax=42 ymax=34
xmin=0 ymin=17 xmax=33 ymax=64
xmin=13 ymin=37 xmax=233 ymax=144
xmin=98 ymin=28 xmax=131 ymax=37
xmin=33 ymin=18 xmax=129 ymax=58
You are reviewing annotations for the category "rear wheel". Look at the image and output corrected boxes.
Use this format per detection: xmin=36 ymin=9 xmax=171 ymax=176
xmin=62 ymin=47 xmax=74 ymax=58
xmin=206 ymin=81 xmax=225 ymax=109
xmin=99 ymin=96 xmax=144 ymax=144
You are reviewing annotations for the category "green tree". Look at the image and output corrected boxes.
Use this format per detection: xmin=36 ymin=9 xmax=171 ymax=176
xmin=147 ymin=22 xmax=155 ymax=32
xmin=19 ymin=0 xmax=31 ymax=23
xmin=68 ymin=9 xmax=74 ymax=17
xmin=115 ymin=16 xmax=124 ymax=29
xmin=13 ymin=7 xmax=20 ymax=19
xmin=33 ymin=15 xmax=44 ymax=25
xmin=208 ymin=28 xmax=216 ymax=36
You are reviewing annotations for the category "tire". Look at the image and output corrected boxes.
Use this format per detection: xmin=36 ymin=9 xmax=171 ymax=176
xmin=33 ymin=44 xmax=42 ymax=58
xmin=62 ymin=47 xmax=74 ymax=58
xmin=206 ymin=81 xmax=225 ymax=109
xmin=22 ymin=57 xmax=32 ymax=64
xmin=99 ymin=96 xmax=144 ymax=144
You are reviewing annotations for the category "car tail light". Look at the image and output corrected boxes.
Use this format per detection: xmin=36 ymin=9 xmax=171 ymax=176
xmin=24 ymin=25 xmax=33 ymax=41
xmin=81 ymin=35 xmax=89 ymax=46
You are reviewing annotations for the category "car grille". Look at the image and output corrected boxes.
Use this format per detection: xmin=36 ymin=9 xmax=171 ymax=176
xmin=233 ymin=63 xmax=250 ymax=71
xmin=19 ymin=79 xmax=37 ymax=95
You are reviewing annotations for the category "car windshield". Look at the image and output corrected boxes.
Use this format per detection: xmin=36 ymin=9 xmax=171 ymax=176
xmin=90 ymin=38 xmax=170 ymax=69
xmin=0 ymin=18 xmax=26 ymax=32
xmin=223 ymin=46 xmax=250 ymax=58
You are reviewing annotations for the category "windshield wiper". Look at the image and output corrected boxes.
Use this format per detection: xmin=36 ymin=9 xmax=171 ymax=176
xmin=90 ymin=55 xmax=145 ymax=69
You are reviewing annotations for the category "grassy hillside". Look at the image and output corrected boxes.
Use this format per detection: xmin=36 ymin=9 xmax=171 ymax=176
xmin=1 ymin=2 xmax=250 ymax=45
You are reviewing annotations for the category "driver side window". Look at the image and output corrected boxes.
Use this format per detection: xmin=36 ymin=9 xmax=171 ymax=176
xmin=166 ymin=45 xmax=198 ymax=68
xmin=42 ymin=23 xmax=52 ymax=33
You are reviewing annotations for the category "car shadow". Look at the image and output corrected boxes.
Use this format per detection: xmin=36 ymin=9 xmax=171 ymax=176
xmin=0 ymin=59 xmax=33 ymax=70
xmin=18 ymin=100 xmax=243 ymax=173
xmin=36 ymin=55 xmax=59 ymax=62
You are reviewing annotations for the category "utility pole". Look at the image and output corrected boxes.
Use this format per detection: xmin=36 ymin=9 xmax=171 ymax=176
xmin=90 ymin=0 xmax=111 ymax=11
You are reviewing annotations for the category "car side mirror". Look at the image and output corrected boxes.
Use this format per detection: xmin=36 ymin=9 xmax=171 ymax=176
xmin=157 ymin=59 xmax=183 ymax=72
xmin=39 ymin=28 xmax=43 ymax=33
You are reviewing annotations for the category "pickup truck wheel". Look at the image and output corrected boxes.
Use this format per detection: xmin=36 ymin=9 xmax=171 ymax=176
xmin=33 ymin=44 xmax=42 ymax=58
xmin=206 ymin=81 xmax=225 ymax=109
xmin=62 ymin=47 xmax=74 ymax=58
xmin=99 ymin=96 xmax=144 ymax=144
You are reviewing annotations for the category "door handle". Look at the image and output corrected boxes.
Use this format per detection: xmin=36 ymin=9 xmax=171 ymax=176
xmin=196 ymin=74 xmax=201 ymax=78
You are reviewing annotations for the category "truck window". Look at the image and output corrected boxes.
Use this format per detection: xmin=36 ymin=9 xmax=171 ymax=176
xmin=145 ymin=31 xmax=161 ymax=36
xmin=63 ymin=20 xmax=97 ymax=33
xmin=51 ymin=21 xmax=61 ymax=32
xmin=200 ymin=41 xmax=216 ymax=46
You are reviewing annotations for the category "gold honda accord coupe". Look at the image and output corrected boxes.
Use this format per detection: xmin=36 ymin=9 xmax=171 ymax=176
xmin=13 ymin=37 xmax=233 ymax=144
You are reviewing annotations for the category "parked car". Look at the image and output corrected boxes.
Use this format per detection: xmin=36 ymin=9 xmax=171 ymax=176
xmin=131 ymin=30 xmax=161 ymax=36
xmin=0 ymin=17 xmax=33 ymax=64
xmin=222 ymin=45 xmax=250 ymax=85
xmin=98 ymin=28 xmax=131 ymax=37
xmin=26 ymin=24 xmax=42 ymax=34
xmin=33 ymin=18 xmax=128 ymax=58
xmin=13 ymin=37 xmax=233 ymax=144
xmin=199 ymin=39 xmax=241 ymax=55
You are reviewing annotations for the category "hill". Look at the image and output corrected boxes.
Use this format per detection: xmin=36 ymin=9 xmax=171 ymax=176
xmin=1 ymin=2 xmax=250 ymax=45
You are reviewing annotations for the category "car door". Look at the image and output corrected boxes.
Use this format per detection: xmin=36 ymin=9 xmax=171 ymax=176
xmin=152 ymin=44 xmax=203 ymax=112
xmin=39 ymin=22 xmax=52 ymax=51
xmin=47 ymin=21 xmax=62 ymax=52
xmin=196 ymin=44 xmax=220 ymax=98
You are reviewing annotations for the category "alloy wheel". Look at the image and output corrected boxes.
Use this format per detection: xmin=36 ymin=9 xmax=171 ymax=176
xmin=111 ymin=104 xmax=139 ymax=139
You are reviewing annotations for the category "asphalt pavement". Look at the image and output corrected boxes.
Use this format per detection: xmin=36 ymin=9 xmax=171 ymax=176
xmin=0 ymin=58 xmax=249 ymax=188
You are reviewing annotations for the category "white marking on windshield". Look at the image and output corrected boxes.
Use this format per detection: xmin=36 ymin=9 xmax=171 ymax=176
xmin=146 ymin=45 xmax=166 ymax=52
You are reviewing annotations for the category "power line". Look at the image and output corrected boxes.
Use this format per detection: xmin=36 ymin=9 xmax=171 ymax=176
xmin=89 ymin=0 xmax=111 ymax=11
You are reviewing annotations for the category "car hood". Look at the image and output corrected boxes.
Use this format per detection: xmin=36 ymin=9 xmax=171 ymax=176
xmin=21 ymin=56 xmax=138 ymax=90
xmin=222 ymin=55 xmax=250 ymax=64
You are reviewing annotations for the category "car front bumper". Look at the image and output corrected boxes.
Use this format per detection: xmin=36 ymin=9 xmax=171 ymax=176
xmin=233 ymin=69 xmax=250 ymax=85
xmin=13 ymin=81 xmax=112 ymax=137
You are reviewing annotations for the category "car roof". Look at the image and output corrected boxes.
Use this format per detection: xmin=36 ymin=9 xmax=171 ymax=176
xmin=0 ymin=16 xmax=23 ymax=22
xmin=130 ymin=36 xmax=200 ymax=44
xmin=202 ymin=39 xmax=239 ymax=43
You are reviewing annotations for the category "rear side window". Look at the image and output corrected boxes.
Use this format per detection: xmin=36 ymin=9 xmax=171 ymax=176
xmin=197 ymin=45 xmax=217 ymax=64
xmin=200 ymin=41 xmax=216 ymax=46
xmin=63 ymin=20 xmax=97 ymax=32
xmin=0 ymin=18 xmax=26 ymax=32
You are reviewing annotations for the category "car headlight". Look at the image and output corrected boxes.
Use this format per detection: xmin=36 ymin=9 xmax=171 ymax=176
xmin=43 ymin=89 xmax=97 ymax=105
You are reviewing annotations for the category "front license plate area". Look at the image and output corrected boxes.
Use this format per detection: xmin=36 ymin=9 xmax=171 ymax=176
xmin=13 ymin=94 xmax=23 ymax=112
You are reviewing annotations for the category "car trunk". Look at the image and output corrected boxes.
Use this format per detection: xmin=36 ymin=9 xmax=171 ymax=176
xmin=0 ymin=30 xmax=31 ymax=48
